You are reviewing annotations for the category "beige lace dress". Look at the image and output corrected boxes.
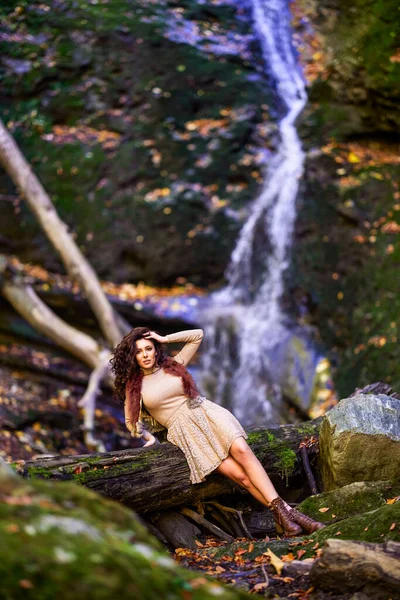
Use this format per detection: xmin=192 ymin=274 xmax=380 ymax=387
xmin=125 ymin=329 xmax=247 ymax=484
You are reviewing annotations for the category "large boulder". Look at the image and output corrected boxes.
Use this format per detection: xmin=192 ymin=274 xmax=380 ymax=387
xmin=319 ymin=394 xmax=400 ymax=490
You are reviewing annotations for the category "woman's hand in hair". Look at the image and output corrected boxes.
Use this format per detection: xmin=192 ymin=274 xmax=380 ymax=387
xmin=143 ymin=331 xmax=167 ymax=344
xmin=142 ymin=430 xmax=158 ymax=447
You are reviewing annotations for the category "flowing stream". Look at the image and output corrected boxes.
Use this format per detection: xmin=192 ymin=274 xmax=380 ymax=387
xmin=200 ymin=0 xmax=312 ymax=425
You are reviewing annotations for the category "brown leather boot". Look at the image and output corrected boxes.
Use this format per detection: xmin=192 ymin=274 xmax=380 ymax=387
xmin=288 ymin=507 xmax=325 ymax=534
xmin=269 ymin=497 xmax=303 ymax=537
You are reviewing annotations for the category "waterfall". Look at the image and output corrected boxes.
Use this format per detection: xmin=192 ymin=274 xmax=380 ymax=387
xmin=200 ymin=0 xmax=310 ymax=425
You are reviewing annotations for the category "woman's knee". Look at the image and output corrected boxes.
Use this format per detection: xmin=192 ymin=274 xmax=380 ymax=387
xmin=215 ymin=457 xmax=251 ymax=488
xmin=235 ymin=472 xmax=252 ymax=489
xmin=230 ymin=438 xmax=254 ymax=464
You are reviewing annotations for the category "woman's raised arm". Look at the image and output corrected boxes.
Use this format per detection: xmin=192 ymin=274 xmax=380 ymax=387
xmin=165 ymin=329 xmax=204 ymax=366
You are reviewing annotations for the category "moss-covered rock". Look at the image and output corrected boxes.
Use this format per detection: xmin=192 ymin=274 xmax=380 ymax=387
xmin=309 ymin=500 xmax=400 ymax=548
xmin=318 ymin=394 xmax=400 ymax=490
xmin=296 ymin=480 xmax=400 ymax=524
xmin=0 ymin=462 xmax=250 ymax=600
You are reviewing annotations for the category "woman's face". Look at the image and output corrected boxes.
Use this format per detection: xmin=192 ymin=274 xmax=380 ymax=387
xmin=135 ymin=338 xmax=156 ymax=372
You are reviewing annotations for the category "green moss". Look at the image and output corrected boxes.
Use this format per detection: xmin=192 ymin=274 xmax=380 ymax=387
xmin=271 ymin=447 xmax=297 ymax=483
xmin=297 ymin=422 xmax=319 ymax=436
xmin=72 ymin=461 xmax=144 ymax=484
xmin=296 ymin=480 xmax=400 ymax=524
xmin=311 ymin=501 xmax=400 ymax=547
xmin=25 ymin=466 xmax=53 ymax=480
xmin=246 ymin=431 xmax=275 ymax=445
xmin=247 ymin=430 xmax=301 ymax=483
xmin=26 ymin=450 xmax=165 ymax=485
xmin=0 ymin=472 xmax=249 ymax=599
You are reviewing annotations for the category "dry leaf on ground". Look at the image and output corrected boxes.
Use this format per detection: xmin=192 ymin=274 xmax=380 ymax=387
xmin=263 ymin=548 xmax=285 ymax=575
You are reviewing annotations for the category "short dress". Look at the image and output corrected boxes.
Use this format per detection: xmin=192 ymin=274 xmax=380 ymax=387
xmin=125 ymin=329 xmax=248 ymax=484
xmin=165 ymin=396 xmax=247 ymax=484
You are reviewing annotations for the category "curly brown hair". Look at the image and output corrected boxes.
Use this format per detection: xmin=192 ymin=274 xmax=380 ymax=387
xmin=109 ymin=327 xmax=166 ymax=406
xmin=109 ymin=327 xmax=200 ymax=431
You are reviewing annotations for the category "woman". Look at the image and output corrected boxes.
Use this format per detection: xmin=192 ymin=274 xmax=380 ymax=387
xmin=110 ymin=327 xmax=324 ymax=537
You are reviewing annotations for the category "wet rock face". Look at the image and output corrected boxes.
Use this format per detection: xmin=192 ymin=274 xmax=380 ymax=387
xmin=295 ymin=0 xmax=400 ymax=137
xmin=0 ymin=0 xmax=275 ymax=287
xmin=319 ymin=394 xmax=400 ymax=490
xmin=286 ymin=0 xmax=400 ymax=398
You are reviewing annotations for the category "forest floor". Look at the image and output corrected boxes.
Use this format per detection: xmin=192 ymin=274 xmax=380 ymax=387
xmin=174 ymin=536 xmax=354 ymax=599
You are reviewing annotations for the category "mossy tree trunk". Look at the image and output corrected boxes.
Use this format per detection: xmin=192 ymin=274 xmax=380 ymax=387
xmin=19 ymin=421 xmax=320 ymax=514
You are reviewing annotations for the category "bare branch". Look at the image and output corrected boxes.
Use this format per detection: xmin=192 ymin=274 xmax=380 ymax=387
xmin=78 ymin=349 xmax=112 ymax=433
xmin=2 ymin=279 xmax=101 ymax=369
xmin=0 ymin=117 xmax=123 ymax=348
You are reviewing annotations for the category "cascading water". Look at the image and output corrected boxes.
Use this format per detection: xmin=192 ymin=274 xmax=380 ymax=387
xmin=200 ymin=0 xmax=314 ymax=425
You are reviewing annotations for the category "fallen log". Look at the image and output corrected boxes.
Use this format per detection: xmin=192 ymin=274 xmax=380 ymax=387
xmin=310 ymin=538 xmax=400 ymax=596
xmin=19 ymin=420 xmax=320 ymax=514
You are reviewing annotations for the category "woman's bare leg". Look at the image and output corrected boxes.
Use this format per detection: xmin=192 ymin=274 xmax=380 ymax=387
xmin=215 ymin=455 xmax=271 ymax=507
xmin=229 ymin=437 xmax=286 ymax=506
xmin=215 ymin=451 xmax=304 ymax=537
xmin=222 ymin=438 xmax=323 ymax=536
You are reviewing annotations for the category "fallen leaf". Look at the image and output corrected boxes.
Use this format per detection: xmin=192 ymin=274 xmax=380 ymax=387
xmin=281 ymin=552 xmax=295 ymax=563
xmin=190 ymin=578 xmax=208 ymax=589
xmin=253 ymin=582 xmax=269 ymax=592
xmin=364 ymin=527 xmax=369 ymax=531
xmin=390 ymin=523 xmax=396 ymax=531
xmin=248 ymin=542 xmax=254 ymax=553
xmin=263 ymin=548 xmax=285 ymax=575
xmin=213 ymin=566 xmax=226 ymax=574
xmin=3 ymin=495 xmax=32 ymax=506
xmin=19 ymin=580 xmax=34 ymax=589
xmin=387 ymin=496 xmax=400 ymax=504
xmin=175 ymin=548 xmax=192 ymax=557
xmin=348 ymin=151 xmax=360 ymax=163
xmin=297 ymin=549 xmax=306 ymax=559
xmin=335 ymin=531 xmax=342 ymax=536
xmin=254 ymin=555 xmax=268 ymax=563
xmin=318 ymin=507 xmax=330 ymax=513
xmin=312 ymin=542 xmax=319 ymax=550
xmin=234 ymin=547 xmax=247 ymax=556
